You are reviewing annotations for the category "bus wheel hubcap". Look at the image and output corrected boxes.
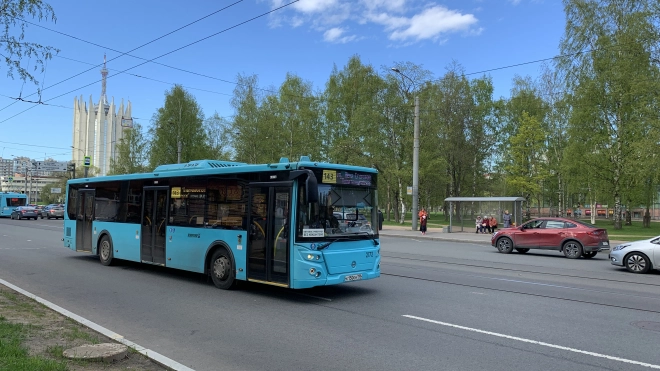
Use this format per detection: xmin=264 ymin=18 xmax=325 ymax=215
xmin=214 ymin=256 xmax=229 ymax=280
xmin=101 ymin=241 xmax=110 ymax=260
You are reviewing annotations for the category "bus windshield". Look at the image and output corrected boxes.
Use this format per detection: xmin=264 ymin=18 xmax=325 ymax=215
xmin=296 ymin=183 xmax=377 ymax=241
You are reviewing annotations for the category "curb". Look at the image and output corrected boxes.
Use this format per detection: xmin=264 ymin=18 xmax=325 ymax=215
xmin=0 ymin=278 xmax=195 ymax=371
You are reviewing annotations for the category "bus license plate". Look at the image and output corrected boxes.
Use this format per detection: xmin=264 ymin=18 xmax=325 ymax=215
xmin=344 ymin=274 xmax=363 ymax=282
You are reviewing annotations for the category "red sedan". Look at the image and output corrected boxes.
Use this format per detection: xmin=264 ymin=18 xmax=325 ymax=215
xmin=491 ymin=217 xmax=609 ymax=259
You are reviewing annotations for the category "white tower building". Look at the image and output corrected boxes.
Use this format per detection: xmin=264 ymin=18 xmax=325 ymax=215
xmin=72 ymin=55 xmax=133 ymax=176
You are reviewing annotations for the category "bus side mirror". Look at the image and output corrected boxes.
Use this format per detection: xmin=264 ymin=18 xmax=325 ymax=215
xmin=305 ymin=171 xmax=318 ymax=203
xmin=289 ymin=169 xmax=318 ymax=204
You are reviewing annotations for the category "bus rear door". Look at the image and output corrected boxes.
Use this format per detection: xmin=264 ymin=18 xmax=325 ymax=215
xmin=140 ymin=187 xmax=169 ymax=265
xmin=76 ymin=190 xmax=95 ymax=252
xmin=247 ymin=183 xmax=291 ymax=287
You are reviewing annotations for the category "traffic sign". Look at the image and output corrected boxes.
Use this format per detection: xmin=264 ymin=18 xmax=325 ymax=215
xmin=35 ymin=161 xmax=69 ymax=172
xmin=84 ymin=156 xmax=91 ymax=167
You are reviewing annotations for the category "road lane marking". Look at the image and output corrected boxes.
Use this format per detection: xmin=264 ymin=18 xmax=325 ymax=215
xmin=403 ymin=315 xmax=660 ymax=369
xmin=0 ymin=278 xmax=196 ymax=371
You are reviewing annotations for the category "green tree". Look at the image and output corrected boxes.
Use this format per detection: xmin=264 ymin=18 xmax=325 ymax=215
xmin=148 ymin=85 xmax=212 ymax=168
xmin=275 ymin=73 xmax=323 ymax=161
xmin=229 ymin=74 xmax=266 ymax=163
xmin=504 ymin=112 xmax=549 ymax=219
xmin=205 ymin=112 xmax=233 ymax=161
xmin=1 ymin=0 xmax=58 ymax=85
xmin=39 ymin=181 xmax=65 ymax=204
xmin=108 ymin=122 xmax=149 ymax=175
xmin=559 ymin=0 xmax=660 ymax=229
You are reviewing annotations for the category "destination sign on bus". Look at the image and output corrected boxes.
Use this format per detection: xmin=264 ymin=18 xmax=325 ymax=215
xmin=171 ymin=187 xmax=206 ymax=199
xmin=322 ymin=170 xmax=372 ymax=186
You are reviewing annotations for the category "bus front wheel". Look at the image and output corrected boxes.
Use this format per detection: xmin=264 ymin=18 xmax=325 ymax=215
xmin=210 ymin=249 xmax=236 ymax=290
xmin=99 ymin=235 xmax=114 ymax=266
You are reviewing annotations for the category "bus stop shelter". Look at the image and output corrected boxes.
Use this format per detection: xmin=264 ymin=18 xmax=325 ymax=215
xmin=444 ymin=197 xmax=525 ymax=233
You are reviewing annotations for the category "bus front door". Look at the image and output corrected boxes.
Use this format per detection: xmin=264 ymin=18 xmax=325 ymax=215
xmin=76 ymin=190 xmax=95 ymax=252
xmin=141 ymin=187 xmax=169 ymax=265
xmin=247 ymin=183 xmax=291 ymax=286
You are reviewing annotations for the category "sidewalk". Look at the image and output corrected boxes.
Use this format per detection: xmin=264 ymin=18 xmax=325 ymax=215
xmin=378 ymin=225 xmax=626 ymax=246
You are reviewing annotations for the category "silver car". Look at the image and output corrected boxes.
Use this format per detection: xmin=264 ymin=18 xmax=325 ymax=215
xmin=609 ymin=236 xmax=660 ymax=273
xmin=44 ymin=206 xmax=65 ymax=219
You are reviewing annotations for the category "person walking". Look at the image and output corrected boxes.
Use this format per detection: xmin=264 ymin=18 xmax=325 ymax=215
xmin=377 ymin=209 xmax=383 ymax=230
xmin=503 ymin=210 xmax=511 ymax=228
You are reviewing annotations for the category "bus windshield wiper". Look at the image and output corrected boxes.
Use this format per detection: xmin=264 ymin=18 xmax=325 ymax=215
xmin=317 ymin=238 xmax=342 ymax=250
xmin=344 ymin=232 xmax=379 ymax=246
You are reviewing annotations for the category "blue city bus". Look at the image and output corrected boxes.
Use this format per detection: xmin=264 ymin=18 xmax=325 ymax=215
xmin=62 ymin=157 xmax=380 ymax=289
xmin=0 ymin=192 xmax=28 ymax=217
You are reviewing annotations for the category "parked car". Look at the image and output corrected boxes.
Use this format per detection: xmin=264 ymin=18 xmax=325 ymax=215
xmin=609 ymin=236 xmax=660 ymax=274
xmin=43 ymin=206 xmax=64 ymax=219
xmin=491 ymin=217 xmax=609 ymax=259
xmin=10 ymin=206 xmax=39 ymax=220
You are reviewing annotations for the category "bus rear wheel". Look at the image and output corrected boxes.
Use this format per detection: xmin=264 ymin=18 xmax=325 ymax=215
xmin=99 ymin=235 xmax=114 ymax=266
xmin=210 ymin=249 xmax=236 ymax=290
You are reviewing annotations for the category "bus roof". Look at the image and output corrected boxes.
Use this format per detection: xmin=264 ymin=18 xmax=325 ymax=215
xmin=67 ymin=157 xmax=377 ymax=185
xmin=0 ymin=192 xmax=27 ymax=197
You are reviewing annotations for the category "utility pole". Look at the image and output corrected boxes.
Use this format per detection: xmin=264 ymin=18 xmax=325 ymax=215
xmin=24 ymin=165 xmax=28 ymax=202
xmin=391 ymin=67 xmax=420 ymax=231
xmin=412 ymin=95 xmax=420 ymax=231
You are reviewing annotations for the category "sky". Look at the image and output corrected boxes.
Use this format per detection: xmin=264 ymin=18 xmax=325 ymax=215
xmin=0 ymin=0 xmax=566 ymax=164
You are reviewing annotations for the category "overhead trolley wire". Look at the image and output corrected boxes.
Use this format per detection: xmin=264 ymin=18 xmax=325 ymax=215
xmin=0 ymin=1 xmax=299 ymax=124
xmin=0 ymin=1 xmax=244 ymax=114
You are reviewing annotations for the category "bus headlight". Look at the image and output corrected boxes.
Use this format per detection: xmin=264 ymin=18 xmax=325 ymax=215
xmin=309 ymin=268 xmax=316 ymax=275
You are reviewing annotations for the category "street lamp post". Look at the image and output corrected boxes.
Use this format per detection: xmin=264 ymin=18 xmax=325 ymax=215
xmin=71 ymin=146 xmax=89 ymax=177
xmin=391 ymin=68 xmax=420 ymax=231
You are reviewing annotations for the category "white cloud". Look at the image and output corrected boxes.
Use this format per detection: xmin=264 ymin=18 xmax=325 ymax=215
xmin=324 ymin=27 xmax=345 ymax=42
xmin=360 ymin=0 xmax=406 ymax=12
xmin=267 ymin=1 xmax=480 ymax=45
xmin=323 ymin=27 xmax=357 ymax=43
xmin=292 ymin=0 xmax=339 ymax=13
xmin=388 ymin=6 xmax=478 ymax=41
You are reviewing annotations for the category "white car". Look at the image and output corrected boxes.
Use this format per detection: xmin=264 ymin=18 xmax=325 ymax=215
xmin=609 ymin=236 xmax=660 ymax=273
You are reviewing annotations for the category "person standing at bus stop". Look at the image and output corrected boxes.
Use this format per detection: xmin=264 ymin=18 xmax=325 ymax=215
xmin=503 ymin=210 xmax=511 ymax=228
xmin=420 ymin=212 xmax=428 ymax=235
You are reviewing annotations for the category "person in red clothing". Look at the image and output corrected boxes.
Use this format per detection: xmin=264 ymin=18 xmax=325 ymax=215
xmin=420 ymin=212 xmax=428 ymax=235
xmin=489 ymin=216 xmax=498 ymax=233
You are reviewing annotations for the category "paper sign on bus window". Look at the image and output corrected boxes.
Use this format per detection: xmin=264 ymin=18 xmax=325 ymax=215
xmin=322 ymin=170 xmax=336 ymax=184
xmin=303 ymin=229 xmax=325 ymax=237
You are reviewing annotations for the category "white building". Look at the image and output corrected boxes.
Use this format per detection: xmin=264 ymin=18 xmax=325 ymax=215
xmin=72 ymin=55 xmax=132 ymax=176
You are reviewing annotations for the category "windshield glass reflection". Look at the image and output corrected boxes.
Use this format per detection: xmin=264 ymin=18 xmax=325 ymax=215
xmin=296 ymin=184 xmax=377 ymax=240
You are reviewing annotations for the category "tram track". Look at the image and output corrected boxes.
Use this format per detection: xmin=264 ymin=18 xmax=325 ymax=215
xmin=382 ymin=253 xmax=660 ymax=288
xmin=381 ymin=271 xmax=660 ymax=314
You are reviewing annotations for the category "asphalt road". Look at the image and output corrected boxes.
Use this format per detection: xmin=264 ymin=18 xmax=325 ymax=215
xmin=1 ymin=218 xmax=660 ymax=371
